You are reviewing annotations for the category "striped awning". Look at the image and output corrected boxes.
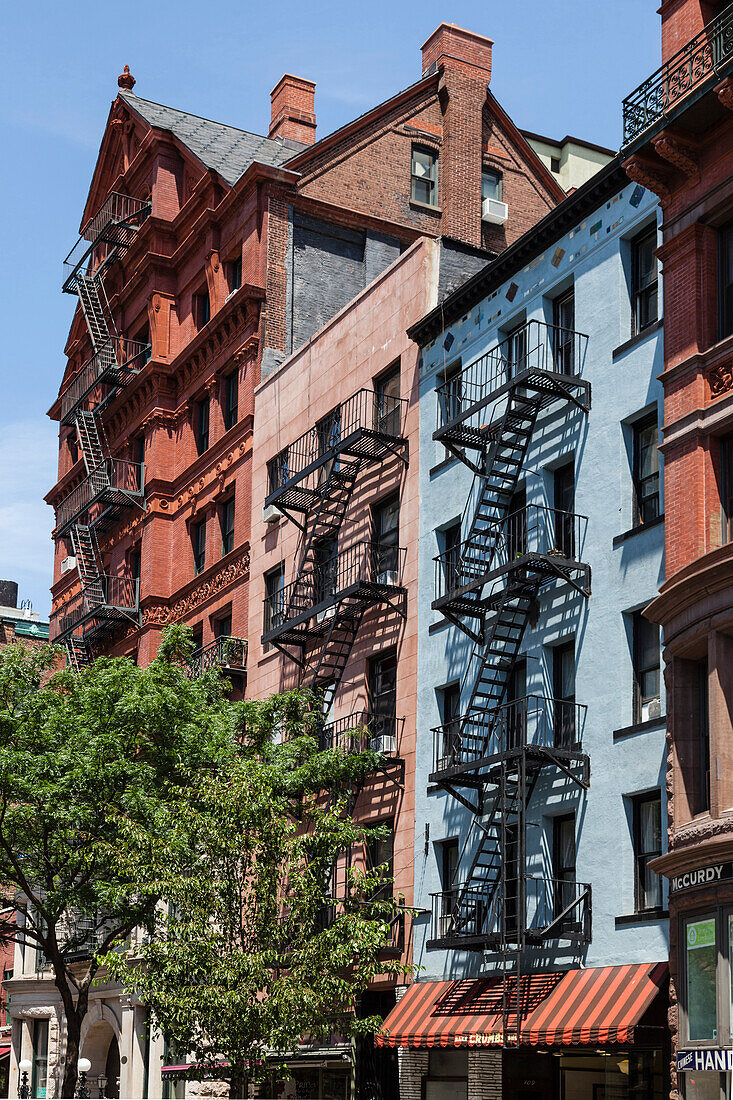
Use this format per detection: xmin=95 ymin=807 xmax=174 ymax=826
xmin=376 ymin=963 xmax=667 ymax=1049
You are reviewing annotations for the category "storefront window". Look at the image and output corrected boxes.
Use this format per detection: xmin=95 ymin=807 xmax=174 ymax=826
xmin=684 ymin=1072 xmax=723 ymax=1100
xmin=686 ymin=917 xmax=718 ymax=1041
xmin=30 ymin=1018 xmax=48 ymax=1099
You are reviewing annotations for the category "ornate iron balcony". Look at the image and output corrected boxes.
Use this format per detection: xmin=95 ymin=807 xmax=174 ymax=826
xmin=429 ymin=875 xmax=591 ymax=951
xmin=265 ymin=388 xmax=408 ymax=513
xmin=432 ymin=694 xmax=587 ymax=780
xmin=622 ymin=1 xmax=733 ymax=147
xmin=433 ymin=320 xmax=589 ymax=454
xmin=186 ymin=636 xmax=248 ymax=679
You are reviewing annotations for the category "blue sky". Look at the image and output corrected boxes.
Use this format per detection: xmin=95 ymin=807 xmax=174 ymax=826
xmin=0 ymin=0 xmax=660 ymax=618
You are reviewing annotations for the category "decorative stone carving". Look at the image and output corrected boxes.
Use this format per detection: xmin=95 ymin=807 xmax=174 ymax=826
xmin=716 ymin=77 xmax=733 ymax=113
xmin=709 ymin=360 xmax=733 ymax=398
xmin=652 ymin=133 xmax=699 ymax=180
xmin=140 ymin=547 xmax=250 ymax=628
xmin=622 ymin=155 xmax=672 ymax=201
xmin=117 ymin=65 xmax=136 ymax=92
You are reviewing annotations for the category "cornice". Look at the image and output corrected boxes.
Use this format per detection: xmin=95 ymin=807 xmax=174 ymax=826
xmin=647 ymin=542 xmax=733 ymax=638
xmin=652 ymin=818 xmax=733 ymax=877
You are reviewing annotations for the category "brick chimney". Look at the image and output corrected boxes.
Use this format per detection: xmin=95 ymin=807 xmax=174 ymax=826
xmin=421 ymin=23 xmax=493 ymax=80
xmin=269 ymin=75 xmax=317 ymax=145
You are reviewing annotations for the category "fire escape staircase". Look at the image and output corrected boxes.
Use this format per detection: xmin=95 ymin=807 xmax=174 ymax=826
xmin=428 ymin=320 xmax=592 ymax=960
xmin=53 ymin=194 xmax=151 ymax=669
xmin=262 ymin=388 xmax=408 ymax=711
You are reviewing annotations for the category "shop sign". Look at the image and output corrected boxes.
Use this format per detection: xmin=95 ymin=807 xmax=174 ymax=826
xmin=670 ymin=862 xmax=733 ymax=894
xmin=677 ymin=1049 xmax=733 ymax=1072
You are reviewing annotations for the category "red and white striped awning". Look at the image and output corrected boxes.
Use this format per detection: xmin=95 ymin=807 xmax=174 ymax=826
xmin=376 ymin=963 xmax=668 ymax=1049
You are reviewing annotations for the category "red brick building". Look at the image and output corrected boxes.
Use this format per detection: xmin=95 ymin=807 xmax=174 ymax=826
xmin=622 ymin=1 xmax=733 ymax=1097
xmin=45 ymin=24 xmax=565 ymax=676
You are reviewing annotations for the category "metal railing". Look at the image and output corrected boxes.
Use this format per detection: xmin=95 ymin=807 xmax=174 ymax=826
xmin=55 ymin=459 xmax=144 ymax=533
xmin=186 ymin=636 xmax=247 ymax=679
xmin=265 ymin=388 xmax=407 ymax=503
xmin=622 ymin=1 xmax=733 ymax=146
xmin=63 ymin=193 xmax=151 ymax=292
xmin=60 ymin=337 xmax=151 ymax=425
xmin=430 ymin=874 xmax=591 ymax=944
xmin=317 ymin=711 xmax=404 ymax=755
xmin=263 ymin=541 xmax=406 ymax=635
xmin=433 ymin=504 xmax=587 ymax=601
xmin=53 ymin=575 xmax=139 ymax=638
xmin=434 ymin=320 xmax=588 ymax=438
xmin=432 ymin=695 xmax=586 ymax=774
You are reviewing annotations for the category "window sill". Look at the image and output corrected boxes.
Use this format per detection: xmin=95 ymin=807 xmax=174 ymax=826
xmin=429 ymin=455 xmax=460 ymax=477
xmin=612 ymin=513 xmax=665 ymax=547
xmin=613 ymin=715 xmax=666 ymax=741
xmin=612 ymin=318 xmax=663 ymax=360
xmin=410 ymin=199 xmax=442 ymax=216
xmin=615 ymin=909 xmax=668 ymax=928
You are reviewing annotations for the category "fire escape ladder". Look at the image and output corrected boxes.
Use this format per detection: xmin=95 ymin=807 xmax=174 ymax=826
xmin=290 ymin=458 xmax=362 ymax=611
xmin=76 ymin=273 xmax=117 ymax=352
xmin=75 ymin=411 xmax=111 ymax=480
xmin=70 ymin=524 xmax=105 ymax=608
xmin=306 ymin=607 xmax=367 ymax=711
xmin=66 ymin=635 xmax=92 ymax=672
xmin=463 ymin=388 xmax=540 ymax=553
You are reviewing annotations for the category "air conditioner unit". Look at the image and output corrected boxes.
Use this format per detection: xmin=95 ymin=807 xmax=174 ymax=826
xmin=641 ymin=697 xmax=662 ymax=722
xmin=316 ymin=605 xmax=337 ymax=624
xmin=482 ymin=197 xmax=509 ymax=225
xmin=377 ymin=570 xmax=399 ymax=586
xmin=60 ymin=556 xmax=77 ymax=574
xmin=371 ymin=734 xmax=396 ymax=755
xmin=263 ymin=504 xmax=280 ymax=525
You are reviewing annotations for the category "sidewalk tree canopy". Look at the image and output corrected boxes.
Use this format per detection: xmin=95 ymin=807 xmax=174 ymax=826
xmin=0 ymin=627 xmax=410 ymax=1099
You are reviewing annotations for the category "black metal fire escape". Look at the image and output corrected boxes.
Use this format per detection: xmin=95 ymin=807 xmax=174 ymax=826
xmin=261 ymin=388 xmax=408 ymax=714
xmin=52 ymin=193 xmax=151 ymax=669
xmin=426 ymin=321 xmax=593 ymax=1017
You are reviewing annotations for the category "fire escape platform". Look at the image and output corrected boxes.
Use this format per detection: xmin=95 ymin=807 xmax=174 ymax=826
xmin=432 ymin=552 xmax=591 ymax=620
xmin=429 ymin=742 xmax=589 ymax=788
xmin=262 ymin=579 xmax=407 ymax=648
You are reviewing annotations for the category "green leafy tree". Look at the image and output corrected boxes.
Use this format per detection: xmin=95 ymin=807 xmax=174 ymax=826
xmin=0 ymin=627 xmax=234 ymax=1098
xmin=104 ymin=690 xmax=411 ymax=1098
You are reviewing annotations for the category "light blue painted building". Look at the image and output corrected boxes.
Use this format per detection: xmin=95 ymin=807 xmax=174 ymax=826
xmin=392 ymin=159 xmax=669 ymax=1098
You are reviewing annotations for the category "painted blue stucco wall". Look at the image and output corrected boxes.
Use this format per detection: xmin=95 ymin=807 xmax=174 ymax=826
xmin=412 ymin=181 xmax=669 ymax=981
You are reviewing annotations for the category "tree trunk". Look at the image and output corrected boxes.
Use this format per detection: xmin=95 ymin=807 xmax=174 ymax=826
xmin=59 ymin=1009 xmax=80 ymax=1099
xmin=229 ymin=1064 xmax=248 ymax=1099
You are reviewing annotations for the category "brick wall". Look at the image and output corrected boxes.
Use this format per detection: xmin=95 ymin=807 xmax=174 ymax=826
xmin=397 ymin=1049 xmax=428 ymax=1100
xmin=468 ymin=1051 xmax=502 ymax=1100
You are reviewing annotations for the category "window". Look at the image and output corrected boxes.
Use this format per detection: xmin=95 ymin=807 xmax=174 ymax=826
xmin=506 ymin=658 xmax=527 ymax=751
xmin=439 ymin=521 xmax=461 ymax=596
xmin=505 ymin=322 xmax=528 ymax=378
xmin=316 ymin=407 xmax=341 ymax=485
xmin=227 ymin=255 xmax=242 ymax=294
xmin=439 ymin=362 xmax=463 ymax=455
xmin=553 ymin=813 xmax=576 ymax=924
xmin=192 ymin=519 xmax=206 ymax=576
xmin=133 ymin=323 xmax=151 ymax=365
xmin=631 ymin=226 xmax=658 ymax=334
xmin=411 ymin=145 xmax=438 ymax=207
xmin=721 ymin=223 xmax=733 ymax=339
xmin=481 ymin=170 xmax=502 ymax=201
xmin=438 ymin=838 xmax=460 ymax=938
xmin=268 ymin=448 xmax=290 ymax=494
xmin=374 ymin=363 xmax=401 ymax=437
xmin=437 ymin=682 xmax=461 ymax=769
xmin=133 ymin=432 xmax=145 ymax=469
xmin=194 ymin=289 xmax=210 ymax=329
xmin=130 ymin=546 xmax=141 ymax=593
xmin=633 ymin=413 xmax=661 ymax=526
xmin=633 ymin=612 xmax=661 ymax=723
xmin=31 ymin=1017 xmax=49 ymax=1100
xmin=552 ymin=287 xmax=575 ymax=374
xmin=427 ymin=1048 xmax=468 ymax=1100
xmin=215 ymin=613 xmax=232 ymax=639
xmin=264 ymin=563 xmax=286 ymax=634
xmin=191 ymin=624 xmax=203 ymax=653
xmin=684 ymin=915 xmax=717 ymax=1041
xmin=195 ymin=396 xmax=210 ymax=455
xmin=367 ymin=817 xmax=394 ymax=902
xmin=369 ymin=651 xmax=398 ymax=748
xmin=220 ymin=496 xmax=235 ymax=556
xmin=223 ymin=370 xmax=239 ymax=431
xmin=721 ymin=435 xmax=733 ymax=543
xmin=632 ymin=792 xmax=662 ymax=912
xmin=550 ymin=155 xmax=561 ymax=174
xmin=314 ymin=535 xmax=338 ymax=606
xmin=553 ymin=640 xmax=576 ymax=749
xmin=507 ymin=486 xmax=527 ymax=560
xmin=372 ymin=495 xmax=400 ymax=581
xmin=554 ymin=461 xmax=575 ymax=558
xmin=698 ymin=658 xmax=710 ymax=814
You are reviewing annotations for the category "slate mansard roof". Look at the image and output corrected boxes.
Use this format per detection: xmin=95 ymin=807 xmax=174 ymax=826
xmin=120 ymin=90 xmax=301 ymax=186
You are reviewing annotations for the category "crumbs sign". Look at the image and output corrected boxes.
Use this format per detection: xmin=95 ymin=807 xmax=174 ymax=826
xmin=670 ymin=863 xmax=733 ymax=895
